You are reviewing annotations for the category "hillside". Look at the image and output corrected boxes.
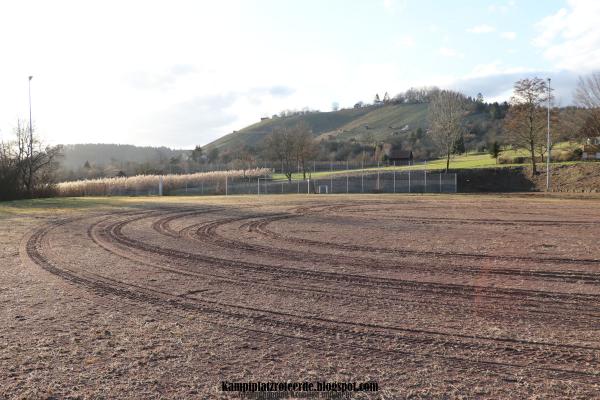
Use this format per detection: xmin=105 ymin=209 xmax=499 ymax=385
xmin=205 ymin=102 xmax=498 ymax=158
xmin=59 ymin=144 xmax=189 ymax=170
xmin=315 ymin=103 xmax=429 ymax=142
xmin=207 ymin=106 xmax=377 ymax=150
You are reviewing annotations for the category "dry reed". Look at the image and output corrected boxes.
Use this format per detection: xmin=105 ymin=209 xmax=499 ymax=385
xmin=56 ymin=168 xmax=271 ymax=196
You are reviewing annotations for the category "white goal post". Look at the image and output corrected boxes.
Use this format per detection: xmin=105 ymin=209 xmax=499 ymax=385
xmin=318 ymin=185 xmax=329 ymax=194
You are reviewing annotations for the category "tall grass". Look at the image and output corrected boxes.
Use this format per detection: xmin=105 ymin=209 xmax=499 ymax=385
xmin=56 ymin=168 xmax=271 ymax=197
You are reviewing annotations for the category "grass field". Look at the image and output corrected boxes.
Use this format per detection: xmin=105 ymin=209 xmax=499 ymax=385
xmin=272 ymin=148 xmax=587 ymax=181
xmin=3 ymin=194 xmax=600 ymax=398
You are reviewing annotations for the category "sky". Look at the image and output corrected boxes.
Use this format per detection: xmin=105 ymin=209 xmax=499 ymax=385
xmin=0 ymin=0 xmax=599 ymax=148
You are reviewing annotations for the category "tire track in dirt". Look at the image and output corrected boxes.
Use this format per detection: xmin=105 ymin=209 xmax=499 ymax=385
xmin=181 ymin=211 xmax=600 ymax=285
xmin=118 ymin=207 xmax=600 ymax=319
xmin=99 ymin=209 xmax=600 ymax=327
xmin=117 ymin=208 xmax=600 ymax=329
xmin=20 ymin=207 xmax=600 ymax=385
xmin=334 ymin=206 xmax=600 ymax=226
xmin=249 ymin=211 xmax=600 ymax=267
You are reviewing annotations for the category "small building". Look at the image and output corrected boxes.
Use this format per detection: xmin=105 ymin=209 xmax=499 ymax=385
xmin=583 ymin=144 xmax=600 ymax=160
xmin=583 ymin=137 xmax=600 ymax=160
xmin=381 ymin=143 xmax=413 ymax=165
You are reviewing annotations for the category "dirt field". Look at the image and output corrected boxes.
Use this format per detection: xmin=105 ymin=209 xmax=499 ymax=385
xmin=2 ymin=194 xmax=600 ymax=399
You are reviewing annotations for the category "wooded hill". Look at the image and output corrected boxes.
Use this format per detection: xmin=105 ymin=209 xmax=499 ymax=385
xmin=205 ymin=100 xmax=507 ymax=160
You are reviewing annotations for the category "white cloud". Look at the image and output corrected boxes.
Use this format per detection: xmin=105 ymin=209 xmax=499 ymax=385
xmin=467 ymin=62 xmax=532 ymax=79
xmin=488 ymin=0 xmax=516 ymax=14
xmin=439 ymin=47 xmax=463 ymax=58
xmin=467 ymin=24 xmax=496 ymax=34
xmin=533 ymin=0 xmax=600 ymax=71
xmin=396 ymin=34 xmax=416 ymax=48
xmin=383 ymin=0 xmax=406 ymax=12
xmin=450 ymin=69 xmax=579 ymax=105
xmin=428 ymin=24 xmax=440 ymax=33
xmin=500 ymin=31 xmax=517 ymax=40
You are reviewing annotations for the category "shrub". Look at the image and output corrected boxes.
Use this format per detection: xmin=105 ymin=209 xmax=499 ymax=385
xmin=498 ymin=156 xmax=513 ymax=164
xmin=554 ymin=150 xmax=576 ymax=162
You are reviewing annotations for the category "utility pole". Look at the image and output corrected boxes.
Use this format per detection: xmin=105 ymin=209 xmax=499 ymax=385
xmin=546 ymin=77 xmax=551 ymax=192
xmin=27 ymin=76 xmax=33 ymax=195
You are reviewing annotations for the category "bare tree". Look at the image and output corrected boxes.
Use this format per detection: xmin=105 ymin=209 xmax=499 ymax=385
xmin=264 ymin=126 xmax=296 ymax=182
xmin=0 ymin=120 xmax=61 ymax=200
xmin=291 ymin=122 xmax=317 ymax=180
xmin=428 ymin=90 xmax=469 ymax=172
xmin=573 ymin=72 xmax=600 ymax=138
xmin=504 ymin=78 xmax=551 ymax=174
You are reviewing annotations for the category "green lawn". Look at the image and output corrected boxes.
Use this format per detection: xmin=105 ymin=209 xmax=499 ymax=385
xmin=272 ymin=154 xmax=503 ymax=180
xmin=272 ymin=145 xmax=586 ymax=181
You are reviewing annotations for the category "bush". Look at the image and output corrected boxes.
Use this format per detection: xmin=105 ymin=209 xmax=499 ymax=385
xmin=554 ymin=150 xmax=577 ymax=162
xmin=498 ymin=156 xmax=513 ymax=164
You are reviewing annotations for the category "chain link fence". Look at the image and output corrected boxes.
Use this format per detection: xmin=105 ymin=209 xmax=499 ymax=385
xmin=168 ymin=171 xmax=457 ymax=196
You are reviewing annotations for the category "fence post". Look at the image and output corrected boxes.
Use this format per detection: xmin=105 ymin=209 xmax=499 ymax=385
xmin=281 ymin=181 xmax=284 ymax=193
xmin=393 ymin=169 xmax=396 ymax=193
xmin=346 ymin=174 xmax=349 ymax=194
xmin=330 ymin=161 xmax=333 ymax=193
xmin=361 ymin=158 xmax=364 ymax=193
xmin=307 ymin=179 xmax=310 ymax=194
xmin=408 ymin=170 xmax=411 ymax=193
xmin=361 ymin=173 xmax=364 ymax=193
xmin=424 ymin=170 xmax=427 ymax=192
xmin=454 ymin=173 xmax=457 ymax=193
xmin=297 ymin=179 xmax=299 ymax=194
xmin=225 ymin=176 xmax=228 ymax=196
xmin=159 ymin=176 xmax=163 ymax=196
xmin=258 ymin=178 xmax=260 ymax=195
xmin=439 ymin=173 xmax=442 ymax=193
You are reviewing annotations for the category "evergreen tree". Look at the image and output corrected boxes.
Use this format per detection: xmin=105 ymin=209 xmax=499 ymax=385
xmin=488 ymin=141 xmax=501 ymax=163
xmin=452 ymin=134 xmax=465 ymax=154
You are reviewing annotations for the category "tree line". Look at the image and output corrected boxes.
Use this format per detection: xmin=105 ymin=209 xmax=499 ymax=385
xmin=194 ymin=72 xmax=600 ymax=179
xmin=2 ymin=72 xmax=600 ymax=199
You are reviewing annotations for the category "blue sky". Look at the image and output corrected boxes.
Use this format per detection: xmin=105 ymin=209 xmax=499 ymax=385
xmin=0 ymin=0 xmax=598 ymax=148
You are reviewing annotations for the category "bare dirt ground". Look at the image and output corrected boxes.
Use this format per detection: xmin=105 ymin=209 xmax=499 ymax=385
xmin=2 ymin=194 xmax=600 ymax=399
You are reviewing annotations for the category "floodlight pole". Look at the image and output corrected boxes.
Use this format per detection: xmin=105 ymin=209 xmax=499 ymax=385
xmin=28 ymin=76 xmax=33 ymax=144
xmin=27 ymin=75 xmax=34 ymax=194
xmin=546 ymin=77 xmax=551 ymax=192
